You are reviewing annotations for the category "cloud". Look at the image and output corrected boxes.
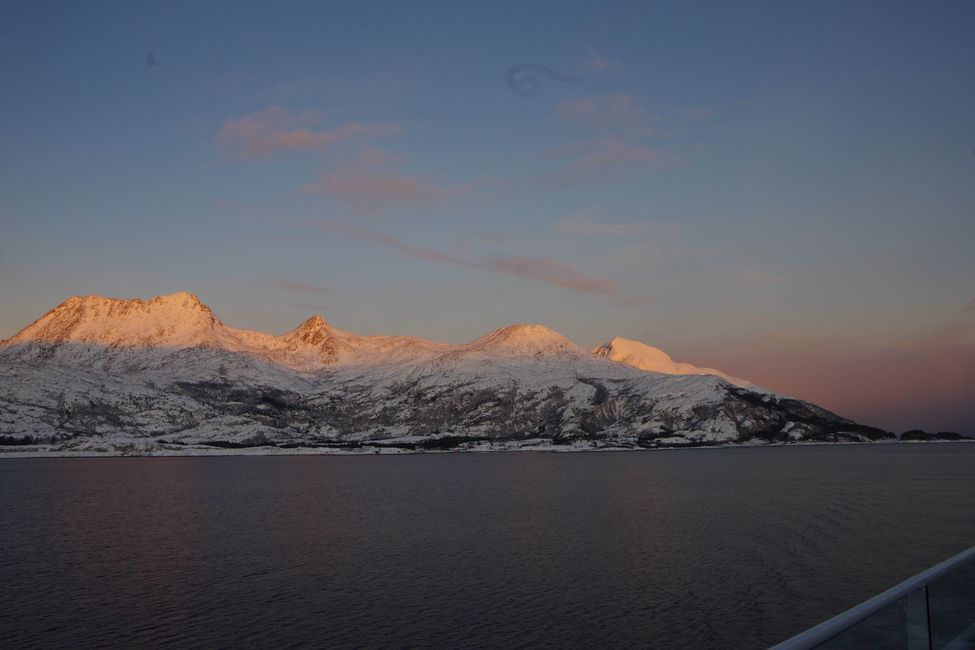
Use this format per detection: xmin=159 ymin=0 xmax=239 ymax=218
xmin=557 ymin=94 xmax=656 ymax=135
xmin=303 ymin=149 xmax=467 ymax=209
xmin=310 ymin=172 xmax=445 ymax=205
xmin=966 ymin=297 xmax=975 ymax=311
xmin=484 ymin=256 xmax=616 ymax=294
xmin=219 ymin=106 xmax=400 ymax=159
xmin=543 ymin=139 xmax=675 ymax=185
xmin=324 ymin=222 xmax=649 ymax=303
xmin=555 ymin=215 xmax=660 ymax=238
xmin=328 ymin=222 xmax=476 ymax=267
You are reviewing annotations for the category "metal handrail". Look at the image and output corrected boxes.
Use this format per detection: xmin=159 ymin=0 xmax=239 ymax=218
xmin=771 ymin=546 xmax=975 ymax=649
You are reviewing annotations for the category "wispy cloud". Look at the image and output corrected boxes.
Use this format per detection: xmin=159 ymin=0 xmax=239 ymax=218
xmin=309 ymin=171 xmax=447 ymax=205
xmin=219 ymin=106 xmax=400 ymax=159
xmin=323 ymin=221 xmax=648 ymax=304
xmin=558 ymin=94 xmax=656 ymax=135
xmin=543 ymin=139 xmax=675 ymax=185
xmin=328 ymin=222 xmax=475 ymax=266
xmin=303 ymin=149 xmax=468 ymax=209
xmin=485 ymin=256 xmax=616 ymax=294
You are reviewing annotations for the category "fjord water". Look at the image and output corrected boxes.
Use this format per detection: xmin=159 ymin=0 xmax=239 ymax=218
xmin=1 ymin=445 xmax=973 ymax=649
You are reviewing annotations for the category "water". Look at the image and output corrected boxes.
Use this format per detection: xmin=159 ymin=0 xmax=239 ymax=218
xmin=1 ymin=444 xmax=973 ymax=649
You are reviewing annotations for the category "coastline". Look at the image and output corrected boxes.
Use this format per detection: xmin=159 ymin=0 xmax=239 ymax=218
xmin=1 ymin=437 xmax=970 ymax=459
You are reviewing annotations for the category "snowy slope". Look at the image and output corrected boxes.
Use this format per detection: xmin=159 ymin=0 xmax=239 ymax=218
xmin=0 ymin=293 xmax=890 ymax=455
xmin=593 ymin=336 xmax=752 ymax=387
xmin=5 ymin=292 xmax=228 ymax=348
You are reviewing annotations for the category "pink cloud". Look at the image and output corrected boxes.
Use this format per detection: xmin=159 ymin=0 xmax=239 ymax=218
xmin=303 ymin=149 xmax=468 ymax=209
xmin=331 ymin=223 xmax=470 ymax=267
xmin=219 ymin=106 xmax=400 ymax=158
xmin=558 ymin=94 xmax=656 ymax=135
xmin=485 ymin=256 xmax=617 ymax=294
xmin=310 ymin=172 xmax=446 ymax=205
xmin=323 ymin=222 xmax=648 ymax=303
xmin=543 ymin=139 xmax=675 ymax=185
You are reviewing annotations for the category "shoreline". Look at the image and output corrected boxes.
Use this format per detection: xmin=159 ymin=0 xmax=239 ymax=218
xmin=1 ymin=438 xmax=971 ymax=459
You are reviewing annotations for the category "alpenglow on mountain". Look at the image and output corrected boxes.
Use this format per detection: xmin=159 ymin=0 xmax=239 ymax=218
xmin=0 ymin=292 xmax=890 ymax=455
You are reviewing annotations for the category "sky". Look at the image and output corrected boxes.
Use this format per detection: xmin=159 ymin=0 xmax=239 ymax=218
xmin=2 ymin=0 xmax=974 ymax=434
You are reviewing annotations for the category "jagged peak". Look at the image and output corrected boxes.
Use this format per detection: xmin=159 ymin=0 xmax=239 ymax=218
xmin=284 ymin=314 xmax=333 ymax=339
xmin=282 ymin=314 xmax=335 ymax=349
xmin=295 ymin=314 xmax=330 ymax=331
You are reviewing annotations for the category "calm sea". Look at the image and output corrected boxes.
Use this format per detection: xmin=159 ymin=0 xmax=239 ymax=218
xmin=1 ymin=444 xmax=973 ymax=648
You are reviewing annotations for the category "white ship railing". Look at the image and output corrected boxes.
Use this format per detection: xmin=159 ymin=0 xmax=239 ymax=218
xmin=771 ymin=546 xmax=975 ymax=649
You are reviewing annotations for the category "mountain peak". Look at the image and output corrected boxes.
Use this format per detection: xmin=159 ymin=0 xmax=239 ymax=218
xmin=3 ymin=291 xmax=218 ymax=348
xmin=465 ymin=323 xmax=582 ymax=356
xmin=495 ymin=323 xmax=561 ymax=338
xmin=594 ymin=336 xmax=751 ymax=386
xmin=151 ymin=291 xmax=205 ymax=307
xmin=51 ymin=291 xmax=212 ymax=319
xmin=297 ymin=314 xmax=329 ymax=330
xmin=282 ymin=314 xmax=335 ymax=350
xmin=597 ymin=336 xmax=675 ymax=367
xmin=1 ymin=293 xmax=749 ymax=384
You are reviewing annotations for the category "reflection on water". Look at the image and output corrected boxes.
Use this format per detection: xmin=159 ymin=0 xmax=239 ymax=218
xmin=1 ymin=444 xmax=973 ymax=648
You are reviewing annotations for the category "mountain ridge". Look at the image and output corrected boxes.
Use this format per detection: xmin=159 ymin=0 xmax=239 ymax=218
xmin=0 ymin=292 xmax=894 ymax=455
xmin=1 ymin=293 xmax=734 ymax=376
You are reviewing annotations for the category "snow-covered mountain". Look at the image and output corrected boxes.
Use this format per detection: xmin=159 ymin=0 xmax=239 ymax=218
xmin=0 ymin=292 xmax=891 ymax=455
xmin=593 ymin=336 xmax=751 ymax=387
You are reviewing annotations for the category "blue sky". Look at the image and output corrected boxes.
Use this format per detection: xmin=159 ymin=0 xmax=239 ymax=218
xmin=2 ymin=0 xmax=974 ymax=432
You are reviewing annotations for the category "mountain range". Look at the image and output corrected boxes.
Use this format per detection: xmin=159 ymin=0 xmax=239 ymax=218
xmin=0 ymin=292 xmax=892 ymax=455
